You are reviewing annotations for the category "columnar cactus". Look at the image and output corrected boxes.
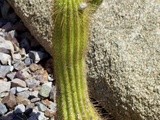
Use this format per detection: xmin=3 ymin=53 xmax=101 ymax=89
xmin=52 ymin=0 xmax=102 ymax=119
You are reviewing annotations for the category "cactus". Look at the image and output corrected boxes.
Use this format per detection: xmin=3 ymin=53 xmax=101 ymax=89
xmin=52 ymin=0 xmax=102 ymax=119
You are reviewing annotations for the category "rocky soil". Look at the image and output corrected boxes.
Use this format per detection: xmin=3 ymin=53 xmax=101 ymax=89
xmin=0 ymin=1 xmax=56 ymax=120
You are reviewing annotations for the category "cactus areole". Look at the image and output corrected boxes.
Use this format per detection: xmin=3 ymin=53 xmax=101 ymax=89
xmin=52 ymin=0 xmax=102 ymax=119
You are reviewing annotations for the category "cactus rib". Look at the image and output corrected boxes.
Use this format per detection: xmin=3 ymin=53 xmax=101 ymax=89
xmin=52 ymin=0 xmax=102 ymax=119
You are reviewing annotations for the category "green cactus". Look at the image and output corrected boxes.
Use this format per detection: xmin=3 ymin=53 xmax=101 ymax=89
xmin=52 ymin=0 xmax=102 ymax=119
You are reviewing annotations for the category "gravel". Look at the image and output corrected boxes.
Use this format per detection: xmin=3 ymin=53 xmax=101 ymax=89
xmin=0 ymin=1 xmax=56 ymax=119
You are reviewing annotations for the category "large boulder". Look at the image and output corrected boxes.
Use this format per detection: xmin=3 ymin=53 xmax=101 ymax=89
xmin=7 ymin=0 xmax=160 ymax=120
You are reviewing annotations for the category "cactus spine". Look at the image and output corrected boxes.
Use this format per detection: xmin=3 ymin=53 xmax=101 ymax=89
xmin=52 ymin=0 xmax=101 ymax=119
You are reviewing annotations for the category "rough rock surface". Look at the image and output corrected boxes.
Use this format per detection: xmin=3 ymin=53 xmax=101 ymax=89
xmin=7 ymin=0 xmax=53 ymax=55
xmin=7 ymin=0 xmax=160 ymax=120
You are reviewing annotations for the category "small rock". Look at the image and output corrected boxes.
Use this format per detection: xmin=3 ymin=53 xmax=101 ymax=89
xmin=0 ymin=39 xmax=14 ymax=53
xmin=0 ymin=103 xmax=8 ymax=115
xmin=0 ymin=92 xmax=9 ymax=98
xmin=30 ymin=97 xmax=40 ymax=103
xmin=48 ymin=74 xmax=54 ymax=82
xmin=42 ymin=99 xmax=51 ymax=107
xmin=24 ymin=57 xmax=33 ymax=66
xmin=11 ymin=78 xmax=26 ymax=88
xmin=30 ymin=90 xmax=39 ymax=98
xmin=0 ymin=52 xmax=11 ymax=65
xmin=49 ymin=86 xmax=56 ymax=102
xmin=44 ymin=109 xmax=56 ymax=118
xmin=7 ymin=72 xmax=16 ymax=80
xmin=29 ymin=63 xmax=42 ymax=72
xmin=35 ymin=70 xmax=48 ymax=83
xmin=10 ymin=87 xmax=16 ymax=95
xmin=28 ymin=51 xmax=48 ymax=63
xmin=25 ymin=79 xmax=40 ymax=88
xmin=15 ymin=69 xmax=31 ymax=80
xmin=13 ymin=61 xmax=26 ymax=71
xmin=16 ymin=87 xmax=28 ymax=93
xmin=16 ymin=95 xmax=31 ymax=106
xmin=7 ymin=30 xmax=17 ymax=39
xmin=0 ymin=81 xmax=11 ymax=93
xmin=20 ymin=48 xmax=26 ymax=59
xmin=17 ymin=90 xmax=30 ymax=98
xmin=36 ymin=102 xmax=47 ymax=112
xmin=0 ymin=65 xmax=13 ymax=78
xmin=39 ymin=82 xmax=52 ymax=98
xmin=12 ymin=53 xmax=21 ymax=61
xmin=14 ymin=104 xmax=25 ymax=113
xmin=2 ymin=93 xmax=16 ymax=109
xmin=48 ymin=102 xmax=57 ymax=112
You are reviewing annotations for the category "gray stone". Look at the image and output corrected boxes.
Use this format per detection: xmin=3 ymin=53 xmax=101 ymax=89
xmin=11 ymin=78 xmax=26 ymax=88
xmin=48 ymin=102 xmax=56 ymax=112
xmin=30 ymin=97 xmax=40 ymax=103
xmin=36 ymin=102 xmax=47 ymax=112
xmin=10 ymin=87 xmax=16 ymax=95
xmin=16 ymin=87 xmax=28 ymax=93
xmin=39 ymin=82 xmax=52 ymax=98
xmin=17 ymin=90 xmax=30 ymax=98
xmin=30 ymin=90 xmax=39 ymax=98
xmin=13 ymin=61 xmax=26 ymax=71
xmin=0 ymin=52 xmax=11 ymax=65
xmin=49 ymin=86 xmax=56 ymax=102
xmin=25 ymin=79 xmax=40 ymax=88
xmin=7 ymin=72 xmax=16 ymax=80
xmin=12 ymin=53 xmax=21 ymax=61
xmin=8 ymin=0 xmax=160 ymax=120
xmin=24 ymin=57 xmax=33 ymax=66
xmin=7 ymin=30 xmax=17 ymax=39
xmin=0 ymin=39 xmax=14 ymax=53
xmin=0 ymin=103 xmax=8 ymax=115
xmin=28 ymin=51 xmax=48 ymax=63
xmin=14 ymin=104 xmax=25 ymax=113
xmin=0 ymin=65 xmax=13 ymax=78
xmin=0 ymin=81 xmax=11 ymax=93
